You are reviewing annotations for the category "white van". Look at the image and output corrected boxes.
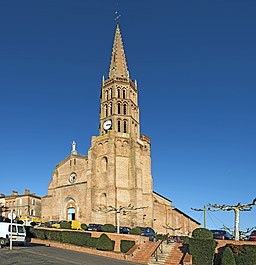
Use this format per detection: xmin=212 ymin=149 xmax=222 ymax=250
xmin=0 ymin=223 xmax=26 ymax=246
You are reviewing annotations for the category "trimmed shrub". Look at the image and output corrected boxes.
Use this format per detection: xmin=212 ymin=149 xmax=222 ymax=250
xmin=33 ymin=229 xmax=46 ymax=240
xmin=44 ymin=222 xmax=51 ymax=228
xmin=87 ymin=237 xmax=99 ymax=248
xmin=60 ymin=221 xmax=71 ymax=229
xmin=120 ymin=240 xmax=135 ymax=253
xmin=96 ymin=233 xmax=115 ymax=251
xmin=102 ymin=224 xmax=116 ymax=233
xmin=47 ymin=230 xmax=62 ymax=242
xmin=192 ymin=228 xmax=213 ymax=239
xmin=130 ymin=227 xmax=142 ymax=235
xmin=228 ymin=244 xmax=256 ymax=265
xmin=61 ymin=231 xmax=91 ymax=246
xmin=182 ymin=236 xmax=190 ymax=245
xmin=221 ymin=247 xmax=236 ymax=265
xmin=188 ymin=238 xmax=217 ymax=265
xmin=81 ymin=223 xmax=87 ymax=231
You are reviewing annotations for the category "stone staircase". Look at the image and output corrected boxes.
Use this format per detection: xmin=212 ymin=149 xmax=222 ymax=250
xmin=164 ymin=242 xmax=184 ymax=265
xmin=148 ymin=242 xmax=174 ymax=265
xmin=131 ymin=241 xmax=161 ymax=264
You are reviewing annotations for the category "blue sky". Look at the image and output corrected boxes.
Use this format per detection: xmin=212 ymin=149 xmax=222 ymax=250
xmin=1 ymin=0 xmax=255 ymax=231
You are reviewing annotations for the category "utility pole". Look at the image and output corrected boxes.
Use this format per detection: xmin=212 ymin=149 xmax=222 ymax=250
xmin=191 ymin=205 xmax=217 ymax=228
xmin=208 ymin=198 xmax=256 ymax=241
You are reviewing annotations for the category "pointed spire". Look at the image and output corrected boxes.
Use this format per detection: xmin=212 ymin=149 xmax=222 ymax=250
xmin=108 ymin=24 xmax=129 ymax=79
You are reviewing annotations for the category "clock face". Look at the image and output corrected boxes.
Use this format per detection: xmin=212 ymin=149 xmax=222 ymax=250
xmin=69 ymin=173 xmax=77 ymax=184
xmin=103 ymin=120 xmax=112 ymax=130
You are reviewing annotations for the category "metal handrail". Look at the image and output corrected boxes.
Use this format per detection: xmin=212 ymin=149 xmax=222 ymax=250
xmin=152 ymin=239 xmax=164 ymax=261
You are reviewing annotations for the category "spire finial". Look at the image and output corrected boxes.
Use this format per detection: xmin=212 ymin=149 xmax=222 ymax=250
xmin=114 ymin=1 xmax=121 ymax=23
xmin=71 ymin=140 xmax=77 ymax=155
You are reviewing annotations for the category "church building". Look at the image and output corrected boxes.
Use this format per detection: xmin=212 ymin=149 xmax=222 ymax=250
xmin=41 ymin=24 xmax=200 ymax=235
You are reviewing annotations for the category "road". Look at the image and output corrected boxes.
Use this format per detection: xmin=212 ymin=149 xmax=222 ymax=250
xmin=0 ymin=244 xmax=139 ymax=265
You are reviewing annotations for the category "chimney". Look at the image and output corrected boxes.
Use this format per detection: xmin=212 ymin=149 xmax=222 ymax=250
xmin=24 ymin=189 xmax=30 ymax=195
xmin=12 ymin=191 xmax=18 ymax=196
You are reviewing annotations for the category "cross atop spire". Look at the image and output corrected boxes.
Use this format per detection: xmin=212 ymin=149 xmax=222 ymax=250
xmin=108 ymin=24 xmax=129 ymax=79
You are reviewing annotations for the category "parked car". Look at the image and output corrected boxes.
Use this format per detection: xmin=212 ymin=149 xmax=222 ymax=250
xmin=86 ymin=224 xmax=103 ymax=232
xmin=119 ymin=226 xmax=131 ymax=234
xmin=249 ymin=230 xmax=256 ymax=241
xmin=141 ymin=227 xmax=157 ymax=241
xmin=211 ymin=230 xmax=233 ymax=240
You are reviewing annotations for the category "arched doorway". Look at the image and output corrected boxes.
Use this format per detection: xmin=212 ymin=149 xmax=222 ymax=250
xmin=64 ymin=197 xmax=77 ymax=221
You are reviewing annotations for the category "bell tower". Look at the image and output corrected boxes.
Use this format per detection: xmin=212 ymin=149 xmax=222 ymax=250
xmin=99 ymin=24 xmax=140 ymax=137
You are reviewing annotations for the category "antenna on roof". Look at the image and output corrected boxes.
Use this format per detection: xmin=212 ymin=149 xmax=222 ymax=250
xmin=114 ymin=1 xmax=121 ymax=23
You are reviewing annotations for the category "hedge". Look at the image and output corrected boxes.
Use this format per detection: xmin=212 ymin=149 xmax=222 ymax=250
xmin=87 ymin=237 xmax=99 ymax=248
xmin=130 ymin=227 xmax=142 ymax=235
xmin=102 ymin=224 xmax=116 ymax=233
xmin=192 ymin=228 xmax=213 ymax=240
xmin=120 ymin=240 xmax=135 ymax=253
xmin=33 ymin=228 xmax=92 ymax=247
xmin=81 ymin=223 xmax=87 ymax=231
xmin=221 ymin=247 xmax=236 ymax=265
xmin=96 ymin=234 xmax=115 ymax=251
xmin=188 ymin=238 xmax=217 ymax=265
xmin=61 ymin=231 xmax=91 ymax=246
xmin=228 ymin=244 xmax=256 ymax=265
xmin=60 ymin=221 xmax=71 ymax=229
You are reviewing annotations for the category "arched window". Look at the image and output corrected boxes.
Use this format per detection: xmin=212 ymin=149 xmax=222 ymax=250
xmin=105 ymin=90 xmax=108 ymax=100
xmin=134 ymin=107 xmax=137 ymax=119
xmin=117 ymin=120 xmax=121 ymax=132
xmin=118 ymin=103 xmax=121 ymax=114
xmin=101 ymin=157 xmax=108 ymax=172
xmin=123 ymin=103 xmax=127 ymax=115
xmin=105 ymin=104 xmax=108 ymax=117
xmin=124 ymin=120 xmax=127 ymax=133
xmin=109 ymin=88 xmax=112 ymax=98
xmin=117 ymin=88 xmax=121 ymax=98
xmin=68 ymin=207 xmax=75 ymax=221
xmin=123 ymin=89 xmax=126 ymax=99
xmin=109 ymin=102 xmax=112 ymax=115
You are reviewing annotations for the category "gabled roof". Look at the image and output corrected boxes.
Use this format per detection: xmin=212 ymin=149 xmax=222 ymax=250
xmin=56 ymin=153 xmax=88 ymax=168
xmin=153 ymin=191 xmax=172 ymax=204
xmin=153 ymin=191 xmax=200 ymax=225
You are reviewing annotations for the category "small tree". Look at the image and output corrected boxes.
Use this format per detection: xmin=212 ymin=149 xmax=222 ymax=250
xmin=102 ymin=224 xmax=116 ymax=233
xmin=130 ymin=227 xmax=142 ymax=235
xmin=60 ymin=221 xmax=71 ymax=229
xmin=221 ymin=247 xmax=236 ymax=265
xmin=81 ymin=223 xmax=87 ymax=231
xmin=208 ymin=198 xmax=256 ymax=241
xmin=44 ymin=222 xmax=51 ymax=228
